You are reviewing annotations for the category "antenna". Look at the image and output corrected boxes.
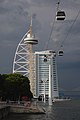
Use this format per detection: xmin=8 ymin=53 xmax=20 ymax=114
xmin=29 ymin=16 xmax=33 ymax=37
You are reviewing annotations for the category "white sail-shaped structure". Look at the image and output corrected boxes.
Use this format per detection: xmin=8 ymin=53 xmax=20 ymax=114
xmin=13 ymin=18 xmax=38 ymax=94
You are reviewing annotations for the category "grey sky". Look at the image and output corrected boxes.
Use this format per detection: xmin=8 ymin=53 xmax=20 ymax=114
xmin=0 ymin=0 xmax=80 ymax=90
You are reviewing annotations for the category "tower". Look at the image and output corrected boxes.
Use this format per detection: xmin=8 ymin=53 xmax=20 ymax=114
xmin=13 ymin=17 xmax=38 ymax=94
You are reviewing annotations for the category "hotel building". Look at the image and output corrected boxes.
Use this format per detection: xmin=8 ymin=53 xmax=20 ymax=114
xmin=34 ymin=50 xmax=59 ymax=100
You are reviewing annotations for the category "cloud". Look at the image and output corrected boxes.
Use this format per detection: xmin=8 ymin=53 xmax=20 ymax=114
xmin=0 ymin=0 xmax=80 ymax=90
xmin=27 ymin=0 xmax=56 ymax=6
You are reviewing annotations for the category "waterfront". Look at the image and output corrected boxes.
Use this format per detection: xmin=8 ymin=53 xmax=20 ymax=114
xmin=3 ymin=100 xmax=80 ymax=120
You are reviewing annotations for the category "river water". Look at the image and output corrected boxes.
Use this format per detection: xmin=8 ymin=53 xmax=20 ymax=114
xmin=3 ymin=100 xmax=80 ymax=120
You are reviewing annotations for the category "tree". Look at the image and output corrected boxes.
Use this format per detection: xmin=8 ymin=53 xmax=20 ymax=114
xmin=0 ymin=73 xmax=33 ymax=101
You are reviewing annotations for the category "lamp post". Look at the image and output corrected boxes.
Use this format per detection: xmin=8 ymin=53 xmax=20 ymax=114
xmin=43 ymin=80 xmax=46 ymax=103
xmin=43 ymin=54 xmax=53 ymax=105
xmin=49 ymin=63 xmax=52 ymax=105
xmin=41 ymin=79 xmax=48 ymax=103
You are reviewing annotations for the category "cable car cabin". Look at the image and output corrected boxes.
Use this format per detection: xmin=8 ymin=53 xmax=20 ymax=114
xmin=43 ymin=55 xmax=47 ymax=62
xmin=58 ymin=50 xmax=64 ymax=56
xmin=44 ymin=58 xmax=47 ymax=62
xmin=56 ymin=11 xmax=66 ymax=20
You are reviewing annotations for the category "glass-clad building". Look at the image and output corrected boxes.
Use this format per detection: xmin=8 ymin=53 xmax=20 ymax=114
xmin=34 ymin=50 xmax=59 ymax=100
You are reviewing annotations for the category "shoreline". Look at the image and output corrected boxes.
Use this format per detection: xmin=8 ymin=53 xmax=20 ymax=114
xmin=0 ymin=101 xmax=45 ymax=115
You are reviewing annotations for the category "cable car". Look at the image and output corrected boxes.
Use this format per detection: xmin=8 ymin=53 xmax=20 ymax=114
xmin=43 ymin=55 xmax=47 ymax=62
xmin=53 ymin=51 xmax=56 ymax=57
xmin=56 ymin=11 xmax=66 ymax=20
xmin=58 ymin=50 xmax=64 ymax=56
xmin=44 ymin=58 xmax=47 ymax=62
xmin=49 ymin=50 xmax=56 ymax=57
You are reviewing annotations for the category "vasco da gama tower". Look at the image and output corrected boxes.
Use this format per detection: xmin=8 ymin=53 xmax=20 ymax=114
xmin=13 ymin=18 xmax=59 ymax=99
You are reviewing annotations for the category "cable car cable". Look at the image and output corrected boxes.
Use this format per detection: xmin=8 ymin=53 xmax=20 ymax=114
xmin=56 ymin=0 xmax=60 ymax=11
xmin=45 ymin=0 xmax=65 ymax=50
xmin=45 ymin=0 xmax=62 ymax=50
xmin=45 ymin=15 xmax=56 ymax=50
xmin=58 ymin=8 xmax=80 ymax=51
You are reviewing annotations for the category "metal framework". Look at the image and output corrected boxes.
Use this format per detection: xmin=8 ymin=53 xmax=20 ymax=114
xmin=13 ymin=18 xmax=38 ymax=94
xmin=13 ymin=32 xmax=30 ymax=76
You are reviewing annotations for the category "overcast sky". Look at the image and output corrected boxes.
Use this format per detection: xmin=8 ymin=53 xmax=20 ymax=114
xmin=0 ymin=0 xmax=80 ymax=90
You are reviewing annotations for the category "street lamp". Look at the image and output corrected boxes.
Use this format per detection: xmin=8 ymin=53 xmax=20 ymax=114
xmin=43 ymin=54 xmax=53 ymax=105
xmin=49 ymin=63 xmax=52 ymax=105
xmin=41 ymin=79 xmax=48 ymax=103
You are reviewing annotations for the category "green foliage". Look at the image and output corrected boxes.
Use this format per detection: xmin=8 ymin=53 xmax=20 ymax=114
xmin=0 ymin=73 xmax=33 ymax=101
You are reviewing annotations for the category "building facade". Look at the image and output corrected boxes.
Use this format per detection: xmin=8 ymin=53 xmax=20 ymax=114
xmin=34 ymin=50 xmax=59 ymax=100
